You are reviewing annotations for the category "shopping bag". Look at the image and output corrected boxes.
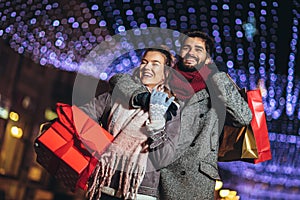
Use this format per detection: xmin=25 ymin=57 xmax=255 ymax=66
xmin=218 ymin=88 xmax=258 ymax=162
xmin=34 ymin=103 xmax=113 ymax=191
xmin=218 ymin=123 xmax=258 ymax=161
xmin=246 ymin=89 xmax=272 ymax=164
xmin=218 ymin=75 xmax=272 ymax=163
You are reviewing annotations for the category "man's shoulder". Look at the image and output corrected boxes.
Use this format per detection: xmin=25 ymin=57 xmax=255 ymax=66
xmin=108 ymin=73 xmax=130 ymax=88
xmin=214 ymin=61 xmax=227 ymax=73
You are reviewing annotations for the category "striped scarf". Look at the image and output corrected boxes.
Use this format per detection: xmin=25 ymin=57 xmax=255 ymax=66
xmin=87 ymin=101 xmax=149 ymax=200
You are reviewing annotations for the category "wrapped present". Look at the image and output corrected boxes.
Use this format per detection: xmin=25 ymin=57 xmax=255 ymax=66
xmin=71 ymin=104 xmax=114 ymax=156
xmin=34 ymin=103 xmax=114 ymax=191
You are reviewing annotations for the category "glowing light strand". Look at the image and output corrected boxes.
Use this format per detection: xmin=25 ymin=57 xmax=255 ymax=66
xmin=286 ymin=9 xmax=299 ymax=117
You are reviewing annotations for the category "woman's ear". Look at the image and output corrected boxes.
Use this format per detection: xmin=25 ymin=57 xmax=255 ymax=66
xmin=163 ymin=66 xmax=170 ymax=86
xmin=164 ymin=66 xmax=170 ymax=77
xmin=132 ymin=67 xmax=141 ymax=82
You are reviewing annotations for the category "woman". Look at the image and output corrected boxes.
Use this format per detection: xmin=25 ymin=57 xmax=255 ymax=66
xmin=80 ymin=47 xmax=180 ymax=200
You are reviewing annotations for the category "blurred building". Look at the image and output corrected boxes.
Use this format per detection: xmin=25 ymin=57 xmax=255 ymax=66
xmin=0 ymin=39 xmax=88 ymax=200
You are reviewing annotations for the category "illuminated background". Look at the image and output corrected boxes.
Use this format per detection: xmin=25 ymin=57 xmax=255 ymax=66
xmin=0 ymin=0 xmax=299 ymax=199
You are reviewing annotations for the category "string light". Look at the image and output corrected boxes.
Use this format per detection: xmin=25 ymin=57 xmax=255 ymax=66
xmin=286 ymin=9 xmax=299 ymax=118
xmin=0 ymin=1 xmax=299 ymax=199
xmin=0 ymin=2 xmax=296 ymax=119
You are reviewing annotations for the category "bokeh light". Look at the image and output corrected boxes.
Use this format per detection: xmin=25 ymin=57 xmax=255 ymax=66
xmin=0 ymin=1 xmax=299 ymax=199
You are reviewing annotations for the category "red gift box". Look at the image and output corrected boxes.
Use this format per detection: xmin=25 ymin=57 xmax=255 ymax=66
xmin=71 ymin=104 xmax=114 ymax=157
xmin=34 ymin=103 xmax=113 ymax=191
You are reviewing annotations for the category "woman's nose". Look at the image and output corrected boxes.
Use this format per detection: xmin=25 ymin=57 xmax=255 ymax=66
xmin=144 ymin=63 xmax=152 ymax=69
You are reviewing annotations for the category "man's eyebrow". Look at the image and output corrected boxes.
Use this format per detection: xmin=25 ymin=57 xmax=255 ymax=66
xmin=195 ymin=45 xmax=205 ymax=50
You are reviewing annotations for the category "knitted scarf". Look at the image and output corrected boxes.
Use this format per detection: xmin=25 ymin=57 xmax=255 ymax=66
xmin=87 ymin=101 xmax=149 ymax=200
xmin=168 ymin=64 xmax=210 ymax=100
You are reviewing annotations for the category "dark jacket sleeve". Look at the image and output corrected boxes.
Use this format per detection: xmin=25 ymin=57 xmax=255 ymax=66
xmin=79 ymin=92 xmax=111 ymax=124
xmin=147 ymin=109 xmax=181 ymax=170
xmin=109 ymin=73 xmax=148 ymax=107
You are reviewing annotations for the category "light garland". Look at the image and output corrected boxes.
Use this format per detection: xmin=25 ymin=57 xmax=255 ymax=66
xmin=0 ymin=1 xmax=299 ymax=199
xmin=286 ymin=8 xmax=299 ymax=119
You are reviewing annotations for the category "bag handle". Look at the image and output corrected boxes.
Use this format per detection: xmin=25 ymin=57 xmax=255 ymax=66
xmin=226 ymin=73 xmax=242 ymax=90
xmin=226 ymin=73 xmax=249 ymax=101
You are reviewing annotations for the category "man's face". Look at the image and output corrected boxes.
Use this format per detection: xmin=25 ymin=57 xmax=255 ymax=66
xmin=139 ymin=51 xmax=166 ymax=90
xmin=180 ymin=37 xmax=210 ymax=69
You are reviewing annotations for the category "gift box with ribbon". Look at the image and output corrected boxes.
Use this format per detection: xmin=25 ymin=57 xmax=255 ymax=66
xmin=34 ymin=103 xmax=114 ymax=191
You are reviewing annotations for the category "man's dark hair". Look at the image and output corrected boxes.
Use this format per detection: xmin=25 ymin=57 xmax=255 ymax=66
xmin=180 ymin=31 xmax=215 ymax=58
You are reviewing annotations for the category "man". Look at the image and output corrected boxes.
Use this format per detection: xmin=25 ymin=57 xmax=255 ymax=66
xmin=110 ymin=31 xmax=252 ymax=199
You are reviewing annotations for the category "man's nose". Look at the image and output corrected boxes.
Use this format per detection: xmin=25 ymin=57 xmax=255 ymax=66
xmin=187 ymin=48 xmax=196 ymax=56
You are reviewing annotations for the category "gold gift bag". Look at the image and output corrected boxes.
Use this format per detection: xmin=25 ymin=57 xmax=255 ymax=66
xmin=218 ymin=124 xmax=258 ymax=161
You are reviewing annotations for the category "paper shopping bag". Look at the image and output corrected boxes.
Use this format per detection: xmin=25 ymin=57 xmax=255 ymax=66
xmin=246 ymin=89 xmax=272 ymax=164
xmin=218 ymin=124 xmax=258 ymax=161
xmin=218 ymin=88 xmax=258 ymax=161
xmin=218 ymin=75 xmax=271 ymax=164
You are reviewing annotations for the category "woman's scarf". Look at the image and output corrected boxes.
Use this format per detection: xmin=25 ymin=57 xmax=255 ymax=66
xmin=87 ymin=102 xmax=149 ymax=200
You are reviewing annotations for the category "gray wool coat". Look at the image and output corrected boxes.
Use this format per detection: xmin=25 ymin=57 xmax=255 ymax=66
xmin=112 ymin=71 xmax=253 ymax=200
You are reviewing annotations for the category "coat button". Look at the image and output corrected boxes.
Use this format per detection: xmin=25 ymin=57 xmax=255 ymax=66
xmin=199 ymin=114 xmax=204 ymax=118
xmin=180 ymin=171 xmax=186 ymax=175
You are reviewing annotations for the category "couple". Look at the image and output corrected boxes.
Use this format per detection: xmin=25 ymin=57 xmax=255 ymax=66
xmin=81 ymin=31 xmax=252 ymax=200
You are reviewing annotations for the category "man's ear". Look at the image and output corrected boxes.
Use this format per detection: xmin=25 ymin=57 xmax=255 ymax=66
xmin=205 ymin=56 xmax=213 ymax=65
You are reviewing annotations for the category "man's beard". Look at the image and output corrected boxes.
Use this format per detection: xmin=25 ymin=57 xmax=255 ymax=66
xmin=178 ymin=58 xmax=206 ymax=72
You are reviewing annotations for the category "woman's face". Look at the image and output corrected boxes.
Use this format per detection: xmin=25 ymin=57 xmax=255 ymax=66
xmin=139 ymin=51 xmax=166 ymax=90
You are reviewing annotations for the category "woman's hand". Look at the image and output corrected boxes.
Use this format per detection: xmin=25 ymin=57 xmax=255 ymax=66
xmin=149 ymin=89 xmax=175 ymax=122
